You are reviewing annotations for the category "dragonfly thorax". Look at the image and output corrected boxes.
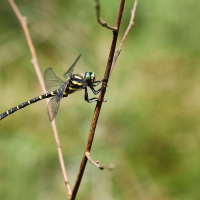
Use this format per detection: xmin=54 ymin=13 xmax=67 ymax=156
xmin=85 ymin=71 xmax=96 ymax=85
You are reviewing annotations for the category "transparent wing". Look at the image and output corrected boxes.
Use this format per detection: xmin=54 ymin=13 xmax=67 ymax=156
xmin=47 ymin=83 xmax=68 ymax=122
xmin=63 ymin=54 xmax=81 ymax=80
xmin=47 ymin=95 xmax=62 ymax=122
xmin=44 ymin=68 xmax=64 ymax=92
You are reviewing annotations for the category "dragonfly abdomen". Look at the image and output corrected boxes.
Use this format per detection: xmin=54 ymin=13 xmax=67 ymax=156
xmin=0 ymin=91 xmax=58 ymax=120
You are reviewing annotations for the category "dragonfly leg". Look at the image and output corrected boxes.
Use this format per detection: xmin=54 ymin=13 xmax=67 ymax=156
xmin=84 ymin=87 xmax=107 ymax=103
xmin=85 ymin=87 xmax=98 ymax=103
xmin=89 ymin=85 xmax=107 ymax=95
xmin=89 ymin=78 xmax=108 ymax=95
xmin=92 ymin=78 xmax=109 ymax=87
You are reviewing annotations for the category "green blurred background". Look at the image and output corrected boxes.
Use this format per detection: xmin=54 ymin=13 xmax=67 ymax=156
xmin=1 ymin=0 xmax=200 ymax=199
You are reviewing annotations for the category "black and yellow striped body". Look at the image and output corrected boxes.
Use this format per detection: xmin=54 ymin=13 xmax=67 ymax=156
xmin=0 ymin=90 xmax=67 ymax=121
xmin=67 ymin=74 xmax=85 ymax=94
xmin=0 ymin=55 xmax=106 ymax=121
xmin=0 ymin=76 xmax=84 ymax=121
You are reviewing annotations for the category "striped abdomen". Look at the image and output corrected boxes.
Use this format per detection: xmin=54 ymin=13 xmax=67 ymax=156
xmin=0 ymin=91 xmax=61 ymax=121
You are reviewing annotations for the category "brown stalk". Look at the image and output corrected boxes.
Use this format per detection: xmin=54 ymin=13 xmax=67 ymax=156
xmin=8 ymin=0 xmax=72 ymax=197
xmin=70 ymin=1 xmax=125 ymax=199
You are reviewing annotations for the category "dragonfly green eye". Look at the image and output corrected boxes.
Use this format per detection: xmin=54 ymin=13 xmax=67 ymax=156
xmin=85 ymin=72 xmax=95 ymax=84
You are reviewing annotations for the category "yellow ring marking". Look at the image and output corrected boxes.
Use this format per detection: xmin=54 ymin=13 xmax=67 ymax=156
xmin=72 ymin=80 xmax=82 ymax=86
xmin=69 ymin=87 xmax=78 ymax=91
xmin=74 ymin=75 xmax=81 ymax=80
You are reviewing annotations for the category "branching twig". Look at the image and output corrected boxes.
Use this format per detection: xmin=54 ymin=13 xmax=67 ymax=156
xmin=85 ymin=152 xmax=114 ymax=170
xmin=110 ymin=0 xmax=138 ymax=76
xmin=8 ymin=0 xmax=72 ymax=197
xmin=95 ymin=0 xmax=117 ymax=31
xmin=71 ymin=1 xmax=125 ymax=199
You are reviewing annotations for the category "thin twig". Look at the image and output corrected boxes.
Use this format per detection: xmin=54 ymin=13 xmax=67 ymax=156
xmin=85 ymin=152 xmax=103 ymax=170
xmin=110 ymin=0 xmax=138 ymax=76
xmin=8 ymin=0 xmax=72 ymax=197
xmin=71 ymin=1 xmax=125 ymax=199
xmin=95 ymin=0 xmax=117 ymax=31
xmin=85 ymin=152 xmax=114 ymax=170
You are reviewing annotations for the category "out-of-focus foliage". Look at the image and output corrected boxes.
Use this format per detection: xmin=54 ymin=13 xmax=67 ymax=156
xmin=0 ymin=0 xmax=200 ymax=199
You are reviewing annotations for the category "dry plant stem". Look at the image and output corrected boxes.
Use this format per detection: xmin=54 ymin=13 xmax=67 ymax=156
xmin=8 ymin=0 xmax=72 ymax=197
xmin=95 ymin=0 xmax=117 ymax=31
xmin=8 ymin=0 xmax=45 ymax=92
xmin=110 ymin=0 xmax=138 ymax=76
xmin=85 ymin=152 xmax=114 ymax=170
xmin=85 ymin=152 xmax=104 ymax=170
xmin=71 ymin=1 xmax=125 ymax=199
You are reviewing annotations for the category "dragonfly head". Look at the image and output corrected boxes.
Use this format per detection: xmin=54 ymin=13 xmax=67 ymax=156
xmin=85 ymin=71 xmax=96 ymax=85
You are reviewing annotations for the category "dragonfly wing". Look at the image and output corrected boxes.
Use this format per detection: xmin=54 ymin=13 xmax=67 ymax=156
xmin=44 ymin=68 xmax=64 ymax=92
xmin=63 ymin=54 xmax=81 ymax=80
xmin=47 ymin=95 xmax=62 ymax=122
xmin=47 ymin=83 xmax=69 ymax=121
xmin=59 ymin=81 xmax=69 ymax=97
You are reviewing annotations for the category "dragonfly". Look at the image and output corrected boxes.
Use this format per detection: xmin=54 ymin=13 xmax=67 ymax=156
xmin=0 ymin=55 xmax=107 ymax=121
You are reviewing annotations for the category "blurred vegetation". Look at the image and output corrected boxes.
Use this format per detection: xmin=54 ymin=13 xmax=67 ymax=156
xmin=0 ymin=0 xmax=200 ymax=199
